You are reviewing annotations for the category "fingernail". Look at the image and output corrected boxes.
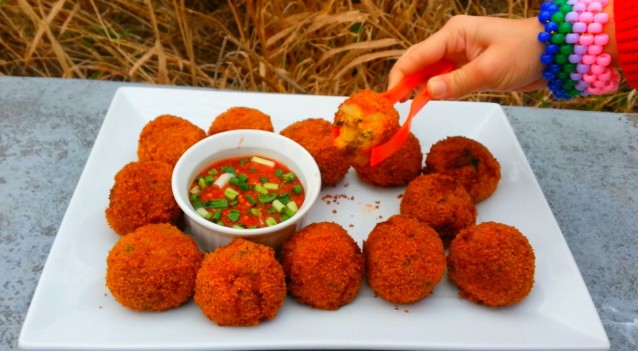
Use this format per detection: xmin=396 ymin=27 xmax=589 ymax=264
xmin=427 ymin=78 xmax=447 ymax=99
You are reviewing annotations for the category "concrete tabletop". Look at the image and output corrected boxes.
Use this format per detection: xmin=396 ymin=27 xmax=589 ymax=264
xmin=0 ymin=77 xmax=636 ymax=351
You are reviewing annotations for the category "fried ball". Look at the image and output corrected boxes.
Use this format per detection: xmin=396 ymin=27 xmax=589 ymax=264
xmin=424 ymin=136 xmax=501 ymax=203
xmin=447 ymin=222 xmax=535 ymax=307
xmin=333 ymin=89 xmax=400 ymax=166
xmin=106 ymin=223 xmax=204 ymax=311
xmin=194 ymin=239 xmax=286 ymax=326
xmin=137 ymin=114 xmax=206 ymax=167
xmin=105 ymin=161 xmax=181 ymax=235
xmin=400 ymin=173 xmax=476 ymax=244
xmin=280 ymin=118 xmax=350 ymax=186
xmin=207 ymin=107 xmax=274 ymax=136
xmin=353 ymin=132 xmax=422 ymax=187
xmin=280 ymin=222 xmax=364 ymax=310
xmin=364 ymin=214 xmax=445 ymax=304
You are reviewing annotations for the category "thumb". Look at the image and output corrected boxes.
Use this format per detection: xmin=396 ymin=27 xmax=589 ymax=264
xmin=427 ymin=63 xmax=486 ymax=100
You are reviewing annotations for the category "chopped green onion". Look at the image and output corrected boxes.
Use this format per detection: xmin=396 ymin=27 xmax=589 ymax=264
xmin=287 ymin=201 xmax=299 ymax=213
xmin=248 ymin=225 xmax=258 ymax=229
xmin=282 ymin=172 xmax=295 ymax=183
xmin=213 ymin=173 xmax=234 ymax=188
xmin=248 ymin=166 xmax=258 ymax=173
xmin=258 ymin=193 xmax=277 ymax=203
xmin=239 ymin=157 xmax=250 ymax=165
xmin=280 ymin=214 xmax=290 ymax=222
xmin=259 ymin=176 xmax=269 ymax=184
xmin=251 ymin=156 xmax=275 ymax=167
xmin=275 ymin=169 xmax=284 ymax=179
xmin=212 ymin=209 xmax=222 ymax=222
xmin=204 ymin=175 xmax=215 ymax=184
xmin=190 ymin=186 xmax=201 ymax=195
xmin=192 ymin=199 xmax=203 ymax=208
xmin=207 ymin=168 xmax=219 ymax=176
xmin=229 ymin=200 xmax=238 ymax=206
xmin=232 ymin=224 xmax=245 ymax=229
xmin=254 ymin=184 xmax=268 ymax=195
xmin=205 ymin=198 xmax=228 ymax=208
xmin=245 ymin=194 xmax=257 ymax=206
xmin=238 ymin=173 xmax=249 ymax=182
xmin=196 ymin=207 xmax=212 ymax=219
xmin=263 ymin=182 xmax=279 ymax=190
xmin=292 ymin=185 xmax=303 ymax=194
xmin=221 ymin=165 xmax=236 ymax=175
xmin=198 ymin=177 xmax=207 ymax=189
xmin=224 ymin=187 xmax=239 ymax=200
xmin=227 ymin=209 xmax=241 ymax=222
xmin=272 ymin=199 xmax=286 ymax=213
xmin=249 ymin=208 xmax=261 ymax=216
xmin=278 ymin=193 xmax=291 ymax=204
xmin=284 ymin=207 xmax=296 ymax=217
xmin=265 ymin=217 xmax=278 ymax=226
xmin=189 ymin=194 xmax=200 ymax=202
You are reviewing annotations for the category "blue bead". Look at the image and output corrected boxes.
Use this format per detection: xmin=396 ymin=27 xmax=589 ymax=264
xmin=537 ymin=31 xmax=552 ymax=42
xmin=550 ymin=64 xmax=562 ymax=72
xmin=546 ymin=44 xmax=559 ymax=54
xmin=545 ymin=22 xmax=559 ymax=33
xmin=543 ymin=70 xmax=555 ymax=80
xmin=540 ymin=1 xmax=553 ymax=11
xmin=541 ymin=53 xmax=554 ymax=64
xmin=538 ymin=11 xmax=552 ymax=23
xmin=547 ymin=4 xmax=559 ymax=13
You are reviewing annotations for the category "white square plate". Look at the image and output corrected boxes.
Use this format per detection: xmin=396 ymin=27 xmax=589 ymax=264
xmin=20 ymin=87 xmax=609 ymax=350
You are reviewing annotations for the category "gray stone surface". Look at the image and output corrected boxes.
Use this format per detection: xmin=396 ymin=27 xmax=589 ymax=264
xmin=0 ymin=77 xmax=636 ymax=350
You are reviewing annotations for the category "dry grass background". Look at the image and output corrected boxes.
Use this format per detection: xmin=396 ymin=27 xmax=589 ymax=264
xmin=1 ymin=0 xmax=635 ymax=112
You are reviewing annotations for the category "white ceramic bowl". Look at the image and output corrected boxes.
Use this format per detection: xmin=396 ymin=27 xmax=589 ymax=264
xmin=172 ymin=129 xmax=322 ymax=252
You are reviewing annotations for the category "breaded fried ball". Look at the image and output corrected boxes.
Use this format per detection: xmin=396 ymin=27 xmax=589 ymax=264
xmin=280 ymin=222 xmax=364 ymax=310
xmin=106 ymin=223 xmax=204 ymax=311
xmin=105 ymin=161 xmax=181 ymax=235
xmin=194 ymin=239 xmax=286 ymax=326
xmin=333 ymin=89 xmax=400 ymax=166
xmin=424 ymin=136 xmax=501 ymax=203
xmin=400 ymin=173 xmax=476 ymax=244
xmin=353 ymin=132 xmax=422 ymax=187
xmin=207 ymin=107 xmax=274 ymax=136
xmin=137 ymin=114 xmax=206 ymax=167
xmin=364 ymin=214 xmax=445 ymax=304
xmin=447 ymin=222 xmax=535 ymax=307
xmin=280 ymin=118 xmax=350 ymax=186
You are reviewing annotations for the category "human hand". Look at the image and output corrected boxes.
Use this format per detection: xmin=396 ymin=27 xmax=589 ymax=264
xmin=388 ymin=16 xmax=547 ymax=100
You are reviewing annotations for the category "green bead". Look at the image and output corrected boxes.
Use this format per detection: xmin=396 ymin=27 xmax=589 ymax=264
xmin=569 ymin=89 xmax=581 ymax=98
xmin=554 ymin=54 xmax=568 ymax=64
xmin=557 ymin=71 xmax=569 ymax=80
xmin=559 ymin=22 xmax=573 ymax=34
xmin=562 ymin=63 xmax=576 ymax=73
xmin=559 ymin=44 xmax=573 ymax=55
xmin=555 ymin=0 xmax=567 ymax=5
xmin=551 ymin=11 xmax=565 ymax=23
xmin=551 ymin=33 xmax=566 ymax=44
xmin=563 ymin=79 xmax=576 ymax=88
xmin=559 ymin=4 xmax=572 ymax=14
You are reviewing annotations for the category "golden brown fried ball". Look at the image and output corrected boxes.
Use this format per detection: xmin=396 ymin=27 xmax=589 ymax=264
xmin=353 ymin=132 xmax=423 ymax=187
xmin=207 ymin=107 xmax=274 ymax=136
xmin=424 ymin=136 xmax=501 ymax=203
xmin=105 ymin=161 xmax=181 ymax=235
xmin=400 ymin=173 xmax=476 ymax=244
xmin=447 ymin=222 xmax=535 ymax=307
xmin=137 ymin=114 xmax=206 ymax=167
xmin=194 ymin=239 xmax=286 ymax=326
xmin=364 ymin=214 xmax=445 ymax=304
xmin=280 ymin=222 xmax=364 ymax=310
xmin=280 ymin=118 xmax=350 ymax=186
xmin=105 ymin=223 xmax=204 ymax=311
xmin=333 ymin=89 xmax=400 ymax=166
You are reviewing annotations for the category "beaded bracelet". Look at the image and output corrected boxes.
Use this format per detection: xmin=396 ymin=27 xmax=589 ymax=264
xmin=537 ymin=0 xmax=619 ymax=98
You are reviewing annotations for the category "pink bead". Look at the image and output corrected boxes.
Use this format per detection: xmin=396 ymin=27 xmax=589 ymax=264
xmin=577 ymin=63 xmax=591 ymax=73
xmin=594 ymin=12 xmax=609 ymax=24
xmin=579 ymin=33 xmax=594 ymax=45
xmin=593 ymin=80 xmax=606 ymax=88
xmin=565 ymin=12 xmax=579 ymax=23
xmin=588 ymin=22 xmax=603 ymax=34
xmin=588 ymin=44 xmax=603 ymax=55
xmin=569 ymin=54 xmax=582 ymax=64
xmin=594 ymin=34 xmax=609 ymax=46
xmin=573 ymin=3 xmax=587 ymax=12
xmin=579 ymin=12 xmax=594 ymax=23
xmin=566 ymin=33 xmax=580 ymax=44
xmin=598 ymin=69 xmax=611 ymax=81
xmin=588 ymin=2 xmax=603 ymax=13
xmin=570 ymin=72 xmax=583 ymax=81
xmin=574 ymin=44 xmax=588 ymax=55
xmin=573 ymin=22 xmax=587 ymax=33
xmin=581 ymin=0 xmax=592 ymax=4
xmin=568 ymin=0 xmax=578 ymax=4
xmin=588 ymin=86 xmax=602 ymax=94
xmin=583 ymin=72 xmax=597 ymax=83
xmin=582 ymin=54 xmax=596 ymax=65
xmin=597 ymin=53 xmax=611 ymax=66
xmin=591 ymin=64 xmax=605 ymax=74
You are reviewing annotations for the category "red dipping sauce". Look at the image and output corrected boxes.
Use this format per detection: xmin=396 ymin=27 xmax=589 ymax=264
xmin=189 ymin=155 xmax=305 ymax=229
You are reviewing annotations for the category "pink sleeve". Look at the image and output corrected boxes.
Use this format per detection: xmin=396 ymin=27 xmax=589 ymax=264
xmin=614 ymin=0 xmax=638 ymax=89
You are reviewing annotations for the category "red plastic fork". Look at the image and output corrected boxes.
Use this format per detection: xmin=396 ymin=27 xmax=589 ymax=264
xmin=369 ymin=60 xmax=454 ymax=167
